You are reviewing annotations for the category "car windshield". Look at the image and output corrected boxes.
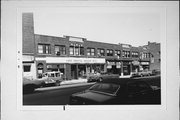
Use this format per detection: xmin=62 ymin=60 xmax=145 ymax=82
xmin=88 ymin=83 xmax=120 ymax=95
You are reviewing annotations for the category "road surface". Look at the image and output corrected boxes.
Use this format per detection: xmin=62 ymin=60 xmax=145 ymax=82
xmin=23 ymin=82 xmax=94 ymax=105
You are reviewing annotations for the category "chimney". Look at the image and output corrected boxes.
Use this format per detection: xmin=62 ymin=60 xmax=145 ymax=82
xmin=22 ymin=13 xmax=35 ymax=55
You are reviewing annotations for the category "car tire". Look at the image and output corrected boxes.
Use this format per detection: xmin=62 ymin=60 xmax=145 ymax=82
xmin=99 ymin=77 xmax=103 ymax=82
xmin=55 ymin=82 xmax=61 ymax=86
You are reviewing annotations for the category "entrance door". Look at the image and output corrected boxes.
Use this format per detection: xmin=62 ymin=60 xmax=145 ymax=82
xmin=71 ymin=65 xmax=77 ymax=79
xmin=78 ymin=65 xmax=86 ymax=78
xmin=123 ymin=65 xmax=130 ymax=75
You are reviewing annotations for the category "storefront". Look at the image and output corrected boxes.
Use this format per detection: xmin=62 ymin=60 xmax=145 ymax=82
xmin=106 ymin=60 xmax=121 ymax=75
xmin=140 ymin=61 xmax=150 ymax=71
xmin=46 ymin=64 xmax=65 ymax=73
xmin=23 ymin=55 xmax=36 ymax=80
xmin=122 ymin=61 xmax=131 ymax=75
xmin=35 ymin=57 xmax=105 ymax=80
xmin=132 ymin=60 xmax=140 ymax=72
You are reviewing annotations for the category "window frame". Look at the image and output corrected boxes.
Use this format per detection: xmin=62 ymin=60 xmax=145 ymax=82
xmin=55 ymin=45 xmax=66 ymax=56
xmin=97 ymin=48 xmax=105 ymax=56
xmin=87 ymin=47 xmax=95 ymax=56
xmin=38 ymin=44 xmax=51 ymax=54
xmin=107 ymin=49 xmax=113 ymax=56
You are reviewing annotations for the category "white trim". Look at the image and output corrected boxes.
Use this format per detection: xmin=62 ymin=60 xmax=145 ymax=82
xmin=35 ymin=57 xmax=106 ymax=64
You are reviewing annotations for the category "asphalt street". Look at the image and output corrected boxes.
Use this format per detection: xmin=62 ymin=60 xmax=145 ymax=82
xmin=23 ymin=82 xmax=95 ymax=105
xmin=23 ymin=76 xmax=161 ymax=105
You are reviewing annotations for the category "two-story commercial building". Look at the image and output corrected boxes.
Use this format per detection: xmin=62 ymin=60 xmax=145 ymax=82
xmin=22 ymin=13 xmax=159 ymax=80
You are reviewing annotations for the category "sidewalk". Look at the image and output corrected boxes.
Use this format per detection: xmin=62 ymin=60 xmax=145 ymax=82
xmin=60 ymin=75 xmax=132 ymax=85
xmin=60 ymin=78 xmax=88 ymax=85
xmin=119 ymin=75 xmax=131 ymax=78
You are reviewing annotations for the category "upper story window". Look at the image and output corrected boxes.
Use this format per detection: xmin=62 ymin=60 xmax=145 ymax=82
xmin=141 ymin=52 xmax=149 ymax=59
xmin=69 ymin=46 xmax=84 ymax=56
xmin=122 ymin=50 xmax=130 ymax=58
xmin=132 ymin=51 xmax=139 ymax=58
xmin=69 ymin=46 xmax=74 ymax=55
xmin=38 ymin=44 xmax=51 ymax=54
xmin=115 ymin=50 xmax=121 ymax=58
xmin=97 ymin=48 xmax=105 ymax=56
xmin=87 ymin=48 xmax=95 ymax=56
xmin=107 ymin=49 xmax=113 ymax=56
xmin=55 ymin=45 xmax=66 ymax=56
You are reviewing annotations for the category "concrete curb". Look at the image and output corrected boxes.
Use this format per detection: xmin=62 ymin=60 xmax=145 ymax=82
xmin=60 ymin=79 xmax=88 ymax=85
xmin=36 ymin=82 xmax=94 ymax=91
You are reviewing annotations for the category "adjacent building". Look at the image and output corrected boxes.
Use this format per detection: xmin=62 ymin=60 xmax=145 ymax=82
xmin=22 ymin=13 xmax=160 ymax=80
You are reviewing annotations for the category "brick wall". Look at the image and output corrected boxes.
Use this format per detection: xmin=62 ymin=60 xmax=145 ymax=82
xmin=22 ymin=13 xmax=35 ymax=55
xmin=148 ymin=42 xmax=161 ymax=70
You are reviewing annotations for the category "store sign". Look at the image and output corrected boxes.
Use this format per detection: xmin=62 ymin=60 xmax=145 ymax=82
xmin=141 ymin=62 xmax=149 ymax=65
xmin=107 ymin=61 xmax=115 ymax=65
xmin=132 ymin=61 xmax=140 ymax=65
xmin=36 ymin=57 xmax=105 ymax=64
xmin=23 ymin=55 xmax=34 ymax=62
xmin=122 ymin=44 xmax=131 ymax=48
xmin=69 ymin=36 xmax=84 ymax=43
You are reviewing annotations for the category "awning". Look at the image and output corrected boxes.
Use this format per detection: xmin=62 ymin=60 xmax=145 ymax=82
xmin=132 ymin=60 xmax=140 ymax=65
xmin=23 ymin=55 xmax=34 ymax=62
xmin=141 ymin=62 xmax=149 ymax=65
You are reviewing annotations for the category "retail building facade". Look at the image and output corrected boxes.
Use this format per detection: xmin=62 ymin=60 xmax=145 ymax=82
xmin=22 ymin=13 xmax=160 ymax=80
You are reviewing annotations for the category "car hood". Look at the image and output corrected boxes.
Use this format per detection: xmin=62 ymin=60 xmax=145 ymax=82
xmin=72 ymin=91 xmax=114 ymax=103
xmin=23 ymin=78 xmax=44 ymax=86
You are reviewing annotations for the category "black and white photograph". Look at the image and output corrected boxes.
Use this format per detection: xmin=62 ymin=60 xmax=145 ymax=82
xmin=1 ymin=1 xmax=179 ymax=120
xmin=22 ymin=9 xmax=161 ymax=106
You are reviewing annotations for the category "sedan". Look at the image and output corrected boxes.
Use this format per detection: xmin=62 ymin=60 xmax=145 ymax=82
xmin=70 ymin=77 xmax=161 ymax=105
xmin=87 ymin=72 xmax=119 ymax=82
xmin=23 ymin=77 xmax=45 ymax=94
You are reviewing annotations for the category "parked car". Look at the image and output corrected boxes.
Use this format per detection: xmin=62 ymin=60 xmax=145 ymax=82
xmin=87 ymin=73 xmax=101 ymax=82
xmin=23 ymin=77 xmax=45 ymax=94
xmin=39 ymin=71 xmax=64 ymax=87
xmin=131 ymin=70 xmax=152 ymax=78
xmin=70 ymin=77 xmax=160 ymax=105
xmin=87 ymin=72 xmax=119 ymax=82
xmin=151 ymin=69 xmax=161 ymax=76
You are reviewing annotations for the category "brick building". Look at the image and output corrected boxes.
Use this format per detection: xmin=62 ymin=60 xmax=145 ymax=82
xmin=22 ymin=13 xmax=160 ymax=80
xmin=146 ymin=42 xmax=161 ymax=70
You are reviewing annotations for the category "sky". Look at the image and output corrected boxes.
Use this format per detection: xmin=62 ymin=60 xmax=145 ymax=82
xmin=33 ymin=7 xmax=161 ymax=47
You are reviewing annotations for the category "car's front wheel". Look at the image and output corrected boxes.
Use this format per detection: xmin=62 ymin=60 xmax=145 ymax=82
xmin=99 ymin=77 xmax=103 ymax=82
xmin=55 ymin=81 xmax=61 ymax=86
